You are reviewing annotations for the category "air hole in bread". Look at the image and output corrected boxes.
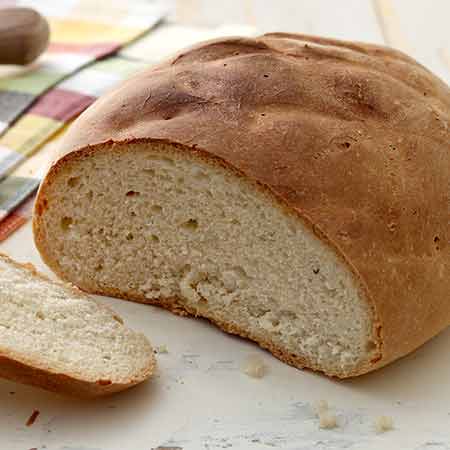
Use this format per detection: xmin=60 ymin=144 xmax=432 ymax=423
xmin=271 ymin=318 xmax=280 ymax=327
xmin=434 ymin=236 xmax=440 ymax=250
xmin=67 ymin=176 xmax=80 ymax=187
xmin=336 ymin=141 xmax=352 ymax=150
xmin=181 ymin=218 xmax=198 ymax=231
xmin=60 ymin=216 xmax=73 ymax=231
xmin=151 ymin=205 xmax=163 ymax=213
xmin=150 ymin=234 xmax=160 ymax=242
xmin=126 ymin=232 xmax=134 ymax=241
xmin=126 ymin=190 xmax=140 ymax=197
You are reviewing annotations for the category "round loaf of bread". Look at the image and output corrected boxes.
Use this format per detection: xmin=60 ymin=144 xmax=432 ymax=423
xmin=33 ymin=33 xmax=450 ymax=378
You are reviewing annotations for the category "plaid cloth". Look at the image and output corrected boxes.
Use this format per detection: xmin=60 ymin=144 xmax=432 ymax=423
xmin=0 ymin=0 xmax=167 ymax=240
xmin=0 ymin=0 xmax=166 ymax=175
xmin=0 ymin=15 xmax=256 ymax=242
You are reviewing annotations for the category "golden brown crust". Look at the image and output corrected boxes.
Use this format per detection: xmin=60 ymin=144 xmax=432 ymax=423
xmin=34 ymin=33 xmax=450 ymax=376
xmin=0 ymin=353 xmax=148 ymax=398
xmin=0 ymin=253 xmax=155 ymax=397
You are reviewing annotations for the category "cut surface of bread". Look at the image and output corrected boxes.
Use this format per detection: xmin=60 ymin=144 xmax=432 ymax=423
xmin=34 ymin=143 xmax=377 ymax=377
xmin=33 ymin=33 xmax=450 ymax=378
xmin=0 ymin=253 xmax=155 ymax=397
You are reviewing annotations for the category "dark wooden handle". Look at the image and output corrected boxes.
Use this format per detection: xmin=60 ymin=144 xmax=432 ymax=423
xmin=0 ymin=7 xmax=50 ymax=65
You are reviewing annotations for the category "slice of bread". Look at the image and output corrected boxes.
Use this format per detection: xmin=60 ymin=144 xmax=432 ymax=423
xmin=0 ymin=253 xmax=155 ymax=397
xmin=33 ymin=34 xmax=450 ymax=378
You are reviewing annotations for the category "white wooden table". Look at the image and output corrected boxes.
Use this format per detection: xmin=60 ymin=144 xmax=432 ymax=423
xmin=1 ymin=1 xmax=449 ymax=449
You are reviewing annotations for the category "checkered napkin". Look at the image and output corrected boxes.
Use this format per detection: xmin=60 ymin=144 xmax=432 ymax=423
xmin=0 ymin=0 xmax=168 ymax=240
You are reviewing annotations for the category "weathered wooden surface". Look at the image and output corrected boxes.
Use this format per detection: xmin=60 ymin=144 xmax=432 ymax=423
xmin=0 ymin=1 xmax=449 ymax=449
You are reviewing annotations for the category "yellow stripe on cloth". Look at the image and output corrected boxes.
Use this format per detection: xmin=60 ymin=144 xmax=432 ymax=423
xmin=49 ymin=19 xmax=144 ymax=44
xmin=0 ymin=115 xmax=60 ymax=156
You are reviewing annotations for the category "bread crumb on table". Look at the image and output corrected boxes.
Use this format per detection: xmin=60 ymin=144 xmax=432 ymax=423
xmin=155 ymin=345 xmax=168 ymax=354
xmin=26 ymin=410 xmax=40 ymax=427
xmin=374 ymin=415 xmax=394 ymax=433
xmin=311 ymin=400 xmax=338 ymax=430
xmin=241 ymin=354 xmax=267 ymax=378
xmin=318 ymin=411 xmax=338 ymax=429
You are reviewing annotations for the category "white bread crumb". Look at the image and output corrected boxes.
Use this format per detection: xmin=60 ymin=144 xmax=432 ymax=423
xmin=318 ymin=411 xmax=338 ymax=429
xmin=312 ymin=399 xmax=329 ymax=416
xmin=374 ymin=415 xmax=394 ymax=433
xmin=241 ymin=354 xmax=266 ymax=378
xmin=312 ymin=400 xmax=337 ymax=430
xmin=155 ymin=345 xmax=168 ymax=354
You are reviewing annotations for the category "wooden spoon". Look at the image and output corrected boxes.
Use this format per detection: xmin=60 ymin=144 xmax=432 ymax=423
xmin=0 ymin=7 xmax=50 ymax=65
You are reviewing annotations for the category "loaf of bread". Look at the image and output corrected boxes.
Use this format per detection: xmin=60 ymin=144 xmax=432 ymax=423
xmin=0 ymin=253 xmax=154 ymax=397
xmin=33 ymin=33 xmax=450 ymax=378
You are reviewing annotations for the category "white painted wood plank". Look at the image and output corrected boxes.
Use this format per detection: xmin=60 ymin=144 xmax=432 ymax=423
xmin=373 ymin=0 xmax=449 ymax=81
xmin=174 ymin=0 xmax=385 ymax=45
xmin=251 ymin=0 xmax=385 ymax=44
xmin=172 ymin=0 xmax=250 ymax=27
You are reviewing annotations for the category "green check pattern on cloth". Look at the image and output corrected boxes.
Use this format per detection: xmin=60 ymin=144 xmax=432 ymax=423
xmin=0 ymin=0 xmax=168 ymax=240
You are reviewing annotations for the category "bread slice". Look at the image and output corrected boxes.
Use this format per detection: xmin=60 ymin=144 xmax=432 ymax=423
xmin=33 ymin=33 xmax=450 ymax=378
xmin=0 ymin=253 xmax=155 ymax=397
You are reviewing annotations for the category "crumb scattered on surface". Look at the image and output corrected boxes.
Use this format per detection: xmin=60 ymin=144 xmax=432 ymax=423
xmin=26 ymin=410 xmax=40 ymax=427
xmin=311 ymin=400 xmax=337 ymax=430
xmin=318 ymin=411 xmax=338 ymax=429
xmin=241 ymin=354 xmax=267 ymax=378
xmin=312 ymin=399 xmax=329 ymax=416
xmin=155 ymin=344 xmax=169 ymax=354
xmin=374 ymin=415 xmax=394 ymax=433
